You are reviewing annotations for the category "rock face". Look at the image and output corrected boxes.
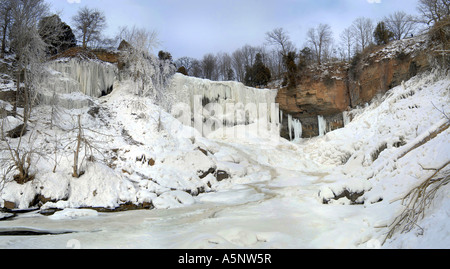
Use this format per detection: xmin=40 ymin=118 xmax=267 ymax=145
xmin=277 ymin=35 xmax=431 ymax=139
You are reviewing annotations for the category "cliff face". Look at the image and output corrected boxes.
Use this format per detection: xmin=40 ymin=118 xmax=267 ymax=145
xmin=348 ymin=35 xmax=430 ymax=107
xmin=277 ymin=35 xmax=431 ymax=139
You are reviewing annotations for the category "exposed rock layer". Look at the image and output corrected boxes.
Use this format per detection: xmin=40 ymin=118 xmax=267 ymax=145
xmin=276 ymin=36 xmax=431 ymax=138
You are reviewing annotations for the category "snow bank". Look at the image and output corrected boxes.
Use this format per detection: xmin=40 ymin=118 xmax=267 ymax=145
xmin=304 ymin=69 xmax=449 ymax=246
xmin=49 ymin=208 xmax=99 ymax=220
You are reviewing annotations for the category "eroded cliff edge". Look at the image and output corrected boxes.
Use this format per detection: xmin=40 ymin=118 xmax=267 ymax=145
xmin=276 ymin=35 xmax=433 ymax=139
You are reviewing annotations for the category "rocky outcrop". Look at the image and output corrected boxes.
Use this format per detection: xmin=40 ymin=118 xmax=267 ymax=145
xmin=348 ymin=36 xmax=430 ymax=107
xmin=277 ymin=35 xmax=431 ymax=139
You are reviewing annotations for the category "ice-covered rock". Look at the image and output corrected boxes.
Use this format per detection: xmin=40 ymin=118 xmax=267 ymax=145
xmin=37 ymin=58 xmax=117 ymax=108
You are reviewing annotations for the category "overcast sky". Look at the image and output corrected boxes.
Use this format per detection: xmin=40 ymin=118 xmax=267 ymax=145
xmin=46 ymin=0 xmax=421 ymax=59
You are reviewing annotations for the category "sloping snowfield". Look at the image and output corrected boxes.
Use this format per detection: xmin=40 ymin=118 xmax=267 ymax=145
xmin=0 ymin=69 xmax=449 ymax=249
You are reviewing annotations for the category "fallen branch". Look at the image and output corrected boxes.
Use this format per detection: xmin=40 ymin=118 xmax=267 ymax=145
xmin=384 ymin=161 xmax=450 ymax=244
xmin=397 ymin=120 xmax=449 ymax=159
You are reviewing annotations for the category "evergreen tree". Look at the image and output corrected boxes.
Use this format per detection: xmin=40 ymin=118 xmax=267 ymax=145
xmin=374 ymin=21 xmax=394 ymax=45
xmin=38 ymin=15 xmax=76 ymax=55
xmin=158 ymin=50 xmax=173 ymax=62
xmin=283 ymin=51 xmax=298 ymax=89
xmin=177 ymin=66 xmax=188 ymax=76
xmin=226 ymin=67 xmax=234 ymax=81
xmin=298 ymin=47 xmax=313 ymax=71
xmin=244 ymin=53 xmax=271 ymax=87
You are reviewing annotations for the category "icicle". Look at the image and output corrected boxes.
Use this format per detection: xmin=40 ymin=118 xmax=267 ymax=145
xmin=287 ymin=114 xmax=302 ymax=141
xmin=288 ymin=114 xmax=293 ymax=141
xmin=318 ymin=115 xmax=327 ymax=136
xmin=343 ymin=111 xmax=351 ymax=126
xmin=280 ymin=110 xmax=283 ymax=126
xmin=292 ymin=118 xmax=302 ymax=141
xmin=40 ymin=58 xmax=118 ymax=98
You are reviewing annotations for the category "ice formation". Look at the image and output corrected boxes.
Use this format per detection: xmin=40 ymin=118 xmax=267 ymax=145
xmin=37 ymin=58 xmax=118 ymax=109
xmin=342 ymin=111 xmax=351 ymax=126
xmin=43 ymin=58 xmax=117 ymax=97
xmin=167 ymin=73 xmax=280 ymax=136
xmin=318 ymin=115 xmax=328 ymax=136
xmin=287 ymin=114 xmax=302 ymax=141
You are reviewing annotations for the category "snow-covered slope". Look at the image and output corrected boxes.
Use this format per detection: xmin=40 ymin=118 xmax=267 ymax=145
xmin=304 ymin=69 xmax=450 ymax=247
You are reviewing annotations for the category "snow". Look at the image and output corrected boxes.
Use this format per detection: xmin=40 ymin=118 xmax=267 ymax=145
xmin=0 ymin=55 xmax=449 ymax=249
xmin=369 ymin=34 xmax=428 ymax=62
xmin=0 ymin=116 xmax=22 ymax=136
xmin=48 ymin=208 xmax=99 ymax=220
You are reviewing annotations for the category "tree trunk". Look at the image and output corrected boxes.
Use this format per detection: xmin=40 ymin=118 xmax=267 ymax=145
xmin=1 ymin=25 xmax=6 ymax=59
xmin=72 ymin=115 xmax=82 ymax=178
xmin=13 ymin=68 xmax=21 ymax=117
xmin=23 ymin=70 xmax=29 ymax=127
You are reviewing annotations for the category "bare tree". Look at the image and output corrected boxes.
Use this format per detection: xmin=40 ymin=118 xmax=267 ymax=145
xmin=417 ymin=0 xmax=450 ymax=25
xmin=265 ymin=27 xmax=294 ymax=57
xmin=72 ymin=6 xmax=106 ymax=49
xmin=351 ymin=17 xmax=375 ymax=52
xmin=340 ymin=27 xmax=355 ymax=62
xmin=0 ymin=0 xmax=13 ymax=58
xmin=10 ymin=0 xmax=49 ymax=126
xmin=118 ymin=27 xmax=162 ymax=98
xmin=240 ymin=44 xmax=259 ymax=68
xmin=384 ymin=11 xmax=417 ymax=40
xmin=175 ymin=56 xmax=196 ymax=76
xmin=116 ymin=25 xmax=160 ymax=53
xmin=307 ymin=23 xmax=333 ymax=65
xmin=69 ymin=114 xmax=107 ymax=178
xmin=201 ymin=53 xmax=218 ymax=80
xmin=232 ymin=48 xmax=246 ymax=82
xmin=216 ymin=52 xmax=233 ymax=81
xmin=1 ymin=115 xmax=41 ymax=184
xmin=190 ymin=59 xmax=203 ymax=78
xmin=266 ymin=27 xmax=298 ymax=85
xmin=264 ymin=47 xmax=284 ymax=80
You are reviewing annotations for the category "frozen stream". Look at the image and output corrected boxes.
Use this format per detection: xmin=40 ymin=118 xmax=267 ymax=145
xmin=0 ymin=137 xmax=386 ymax=249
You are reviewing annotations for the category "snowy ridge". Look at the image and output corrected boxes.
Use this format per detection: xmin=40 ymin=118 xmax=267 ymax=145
xmin=369 ymin=34 xmax=428 ymax=62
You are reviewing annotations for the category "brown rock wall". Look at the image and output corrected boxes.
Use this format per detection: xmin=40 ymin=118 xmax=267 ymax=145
xmin=277 ymin=37 xmax=431 ymax=139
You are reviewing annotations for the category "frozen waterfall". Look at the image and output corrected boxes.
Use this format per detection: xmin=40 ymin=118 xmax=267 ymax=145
xmin=167 ymin=74 xmax=280 ymax=137
xmin=38 ymin=58 xmax=117 ymax=109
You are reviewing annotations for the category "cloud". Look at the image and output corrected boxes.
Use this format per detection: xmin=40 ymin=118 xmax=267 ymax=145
xmin=367 ymin=0 xmax=381 ymax=3
xmin=67 ymin=0 xmax=81 ymax=4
